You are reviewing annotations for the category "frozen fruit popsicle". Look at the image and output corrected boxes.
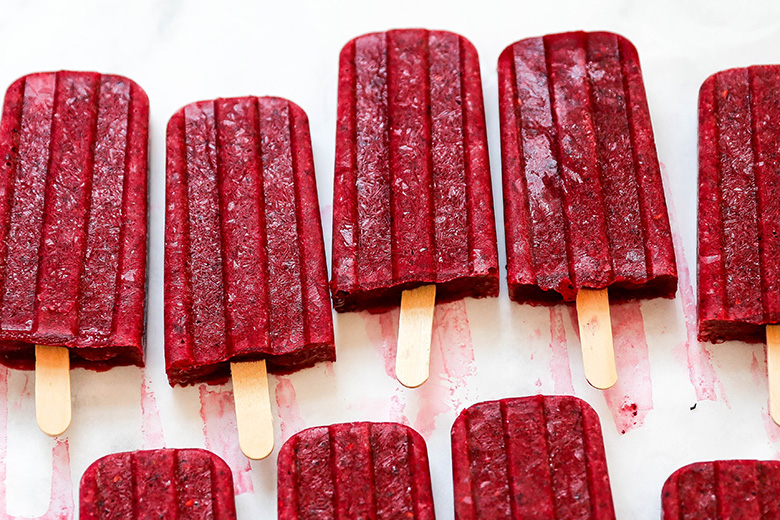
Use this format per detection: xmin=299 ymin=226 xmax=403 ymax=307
xmin=331 ymin=28 xmax=499 ymax=387
xmin=697 ymin=65 xmax=780 ymax=422
xmin=451 ymin=395 xmax=615 ymax=520
xmin=278 ymin=421 xmax=435 ymax=519
xmin=165 ymin=96 xmax=334 ymax=458
xmin=662 ymin=460 xmax=780 ymax=519
xmin=498 ymin=31 xmax=677 ymax=389
xmin=80 ymin=448 xmax=236 ymax=520
xmin=0 ymin=71 xmax=148 ymax=435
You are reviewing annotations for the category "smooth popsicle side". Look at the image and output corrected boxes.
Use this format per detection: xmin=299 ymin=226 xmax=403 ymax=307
xmin=0 ymin=71 xmax=149 ymax=435
xmin=277 ymin=422 xmax=435 ymax=520
xmin=662 ymin=460 xmax=780 ymax=519
xmin=697 ymin=65 xmax=780 ymax=423
xmin=451 ymin=395 xmax=616 ymax=520
xmin=331 ymin=28 xmax=499 ymax=388
xmin=80 ymin=448 xmax=236 ymax=519
xmin=498 ymin=31 xmax=677 ymax=389
xmin=165 ymin=96 xmax=335 ymax=458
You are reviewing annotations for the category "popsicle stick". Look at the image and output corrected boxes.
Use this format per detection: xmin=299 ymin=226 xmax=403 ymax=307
xmin=576 ymin=288 xmax=618 ymax=390
xmin=231 ymin=360 xmax=274 ymax=460
xmin=396 ymin=284 xmax=437 ymax=388
xmin=766 ymin=325 xmax=780 ymax=425
xmin=35 ymin=345 xmax=71 ymax=436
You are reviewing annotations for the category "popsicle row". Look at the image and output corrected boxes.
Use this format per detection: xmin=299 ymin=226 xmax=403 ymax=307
xmin=78 ymin=396 xmax=780 ymax=519
xmin=0 ymin=28 xmax=774 ymax=444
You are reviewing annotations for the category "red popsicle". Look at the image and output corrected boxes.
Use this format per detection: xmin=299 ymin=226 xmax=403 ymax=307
xmin=451 ymin=395 xmax=615 ymax=520
xmin=662 ymin=460 xmax=780 ymax=519
xmin=278 ymin=421 xmax=435 ymax=519
xmin=331 ymin=28 xmax=499 ymax=387
xmin=0 ymin=71 xmax=149 ymax=435
xmin=165 ymin=96 xmax=334 ymax=458
xmin=80 ymin=448 xmax=236 ymax=519
xmin=498 ymin=31 xmax=677 ymax=389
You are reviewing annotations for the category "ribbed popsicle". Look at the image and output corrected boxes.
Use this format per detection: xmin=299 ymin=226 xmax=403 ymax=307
xmin=499 ymin=31 xmax=676 ymax=304
xmin=0 ymin=71 xmax=148 ymax=369
xmin=662 ymin=460 xmax=780 ymax=519
xmin=278 ymin=422 xmax=435 ymax=520
xmin=451 ymin=395 xmax=615 ymax=520
xmin=330 ymin=28 xmax=499 ymax=313
xmin=698 ymin=65 xmax=780 ymax=344
xmin=80 ymin=448 xmax=236 ymax=519
xmin=165 ymin=96 xmax=334 ymax=387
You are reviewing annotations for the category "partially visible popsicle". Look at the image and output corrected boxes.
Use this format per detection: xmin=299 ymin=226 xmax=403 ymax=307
xmin=80 ymin=448 xmax=236 ymax=519
xmin=662 ymin=460 xmax=780 ymax=519
xmin=697 ymin=65 xmax=780 ymax=422
xmin=0 ymin=71 xmax=149 ymax=435
xmin=331 ymin=28 xmax=499 ymax=387
xmin=451 ymin=395 xmax=615 ymax=520
xmin=498 ymin=31 xmax=677 ymax=389
xmin=278 ymin=421 xmax=435 ymax=519
xmin=165 ymin=96 xmax=334 ymax=458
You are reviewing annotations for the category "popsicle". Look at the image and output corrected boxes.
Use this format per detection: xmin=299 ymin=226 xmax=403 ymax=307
xmin=331 ymin=28 xmax=499 ymax=387
xmin=0 ymin=71 xmax=149 ymax=435
xmin=662 ymin=460 xmax=780 ymax=519
xmin=80 ymin=448 xmax=236 ymax=519
xmin=498 ymin=31 xmax=677 ymax=389
xmin=165 ymin=96 xmax=335 ymax=459
xmin=696 ymin=65 xmax=780 ymax=421
xmin=277 ymin=421 xmax=435 ymax=519
xmin=451 ymin=395 xmax=615 ymax=520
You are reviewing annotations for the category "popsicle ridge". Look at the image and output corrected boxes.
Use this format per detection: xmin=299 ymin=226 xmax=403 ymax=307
xmin=500 ymin=31 xmax=676 ymax=305
xmin=451 ymin=395 xmax=615 ymax=520
xmin=277 ymin=422 xmax=435 ymax=520
xmin=330 ymin=28 xmax=499 ymax=313
xmin=661 ymin=460 xmax=780 ymax=519
xmin=0 ymin=71 xmax=148 ymax=370
xmin=80 ymin=448 xmax=236 ymax=519
xmin=164 ymin=96 xmax=335 ymax=386
xmin=698 ymin=65 xmax=780 ymax=343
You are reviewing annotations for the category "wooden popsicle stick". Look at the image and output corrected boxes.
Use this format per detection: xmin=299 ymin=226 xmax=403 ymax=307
xmin=576 ymin=288 xmax=618 ymax=390
xmin=35 ymin=345 xmax=71 ymax=436
xmin=766 ymin=325 xmax=780 ymax=425
xmin=231 ymin=359 xmax=274 ymax=460
xmin=396 ymin=284 xmax=437 ymax=388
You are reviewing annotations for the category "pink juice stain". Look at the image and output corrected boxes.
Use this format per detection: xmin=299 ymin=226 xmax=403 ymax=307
xmin=749 ymin=353 xmax=780 ymax=450
xmin=275 ymin=376 xmax=306 ymax=442
xmin=660 ymin=162 xmax=721 ymax=402
xmin=363 ymin=308 xmax=410 ymax=423
xmin=199 ymin=385 xmax=254 ymax=495
xmin=0 ymin=367 xmax=73 ymax=519
xmin=140 ymin=370 xmax=165 ymax=449
xmin=549 ymin=306 xmax=574 ymax=395
xmin=602 ymin=302 xmax=654 ymax=434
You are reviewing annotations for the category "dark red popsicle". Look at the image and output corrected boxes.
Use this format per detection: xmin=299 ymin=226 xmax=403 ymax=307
xmin=0 ymin=71 xmax=148 ymax=370
xmin=278 ymin=421 xmax=435 ymax=519
xmin=330 ymin=28 xmax=499 ymax=313
xmin=662 ymin=460 xmax=780 ymax=519
xmin=698 ymin=65 xmax=780 ymax=343
xmin=80 ymin=448 xmax=236 ymax=519
xmin=499 ymin=31 xmax=677 ymax=304
xmin=165 ymin=96 xmax=335 ymax=386
xmin=451 ymin=395 xmax=615 ymax=520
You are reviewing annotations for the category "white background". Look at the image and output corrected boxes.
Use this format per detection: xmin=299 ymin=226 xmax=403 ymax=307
xmin=1 ymin=0 xmax=780 ymax=518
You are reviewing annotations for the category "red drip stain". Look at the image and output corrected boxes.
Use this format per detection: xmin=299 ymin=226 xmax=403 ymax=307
xmin=363 ymin=308 xmax=400 ymax=378
xmin=414 ymin=300 xmax=477 ymax=439
xmin=602 ymin=302 xmax=653 ymax=434
xmin=749 ymin=353 xmax=780 ymax=449
xmin=321 ymin=361 xmax=335 ymax=378
xmin=199 ymin=385 xmax=254 ymax=495
xmin=548 ymin=306 xmax=575 ymax=394
xmin=140 ymin=371 xmax=165 ymax=449
xmin=389 ymin=395 xmax=409 ymax=425
xmin=274 ymin=376 xmax=306 ymax=442
xmin=0 ymin=367 xmax=74 ymax=519
xmin=660 ymin=162 xmax=720 ymax=402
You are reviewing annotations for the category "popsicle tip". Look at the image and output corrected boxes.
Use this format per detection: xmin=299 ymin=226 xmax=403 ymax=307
xmin=397 ymin=367 xmax=430 ymax=389
xmin=239 ymin=433 xmax=275 ymax=460
xmin=35 ymin=345 xmax=72 ymax=436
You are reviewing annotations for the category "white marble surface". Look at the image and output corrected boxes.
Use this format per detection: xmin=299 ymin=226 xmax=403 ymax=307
xmin=1 ymin=0 xmax=780 ymax=518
